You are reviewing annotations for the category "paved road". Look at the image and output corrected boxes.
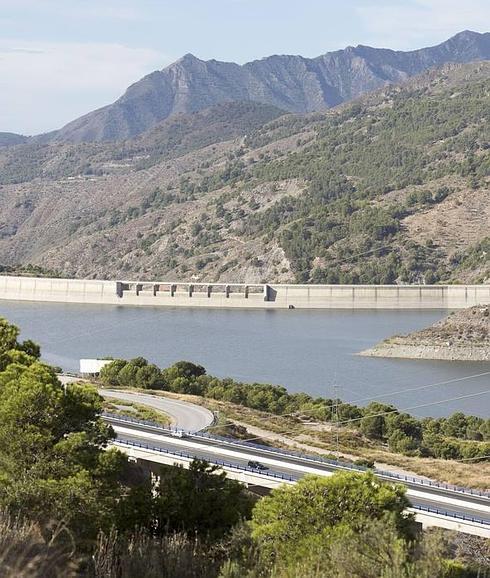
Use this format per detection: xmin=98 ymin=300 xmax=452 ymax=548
xmin=108 ymin=419 xmax=490 ymax=527
xmin=100 ymin=389 xmax=215 ymax=432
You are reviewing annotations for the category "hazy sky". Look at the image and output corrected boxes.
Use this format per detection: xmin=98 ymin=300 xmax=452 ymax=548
xmin=1 ymin=0 xmax=489 ymax=134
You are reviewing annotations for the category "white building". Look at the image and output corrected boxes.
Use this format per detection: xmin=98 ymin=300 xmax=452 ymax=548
xmin=79 ymin=358 xmax=112 ymax=376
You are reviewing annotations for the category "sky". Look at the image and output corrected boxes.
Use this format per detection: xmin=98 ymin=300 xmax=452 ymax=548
xmin=1 ymin=0 xmax=489 ymax=135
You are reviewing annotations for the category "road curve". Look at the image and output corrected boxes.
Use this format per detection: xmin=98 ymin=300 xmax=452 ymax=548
xmin=100 ymin=389 xmax=214 ymax=432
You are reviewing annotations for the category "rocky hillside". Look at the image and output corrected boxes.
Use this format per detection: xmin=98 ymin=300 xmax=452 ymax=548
xmin=0 ymin=61 xmax=488 ymax=283
xmin=33 ymin=30 xmax=490 ymax=143
xmin=360 ymin=306 xmax=490 ymax=361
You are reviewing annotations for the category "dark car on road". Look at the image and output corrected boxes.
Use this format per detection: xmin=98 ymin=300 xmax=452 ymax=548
xmin=247 ymin=460 xmax=269 ymax=470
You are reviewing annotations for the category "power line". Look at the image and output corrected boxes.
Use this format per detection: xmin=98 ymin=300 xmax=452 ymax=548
xmin=315 ymin=228 xmax=449 ymax=268
xmin=336 ymin=389 xmax=490 ymax=427
xmin=13 ymin=283 xmax=485 ymax=435
xmin=228 ymin=389 xmax=490 ymax=445
xmin=341 ymin=371 xmax=490 ymax=407
xmin=457 ymin=455 xmax=490 ymax=462
xmin=320 ymin=243 xmax=395 ymax=266
xmin=46 ymin=316 xmax=486 ymax=434
xmin=203 ymin=371 xmax=490 ymax=433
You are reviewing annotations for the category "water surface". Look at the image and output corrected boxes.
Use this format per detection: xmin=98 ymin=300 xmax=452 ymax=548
xmin=0 ymin=301 xmax=488 ymax=418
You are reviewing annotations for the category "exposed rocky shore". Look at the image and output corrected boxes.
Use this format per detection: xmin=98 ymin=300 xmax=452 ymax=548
xmin=360 ymin=305 xmax=490 ymax=361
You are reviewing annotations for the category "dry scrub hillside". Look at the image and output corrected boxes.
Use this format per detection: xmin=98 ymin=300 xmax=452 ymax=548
xmin=409 ymin=305 xmax=489 ymax=345
xmin=0 ymin=62 xmax=489 ymax=284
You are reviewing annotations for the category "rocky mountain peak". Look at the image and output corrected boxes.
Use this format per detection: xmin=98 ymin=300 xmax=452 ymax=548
xmin=38 ymin=30 xmax=490 ymax=143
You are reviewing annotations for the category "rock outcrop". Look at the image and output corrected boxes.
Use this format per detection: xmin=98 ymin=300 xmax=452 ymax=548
xmin=360 ymin=306 xmax=490 ymax=361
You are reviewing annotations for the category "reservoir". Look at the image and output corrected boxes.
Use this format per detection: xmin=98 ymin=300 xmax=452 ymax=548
xmin=0 ymin=300 xmax=488 ymax=418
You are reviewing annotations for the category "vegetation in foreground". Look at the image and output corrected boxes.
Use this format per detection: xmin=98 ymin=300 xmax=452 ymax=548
xmin=100 ymin=357 xmax=490 ymax=463
xmin=0 ymin=314 xmax=488 ymax=576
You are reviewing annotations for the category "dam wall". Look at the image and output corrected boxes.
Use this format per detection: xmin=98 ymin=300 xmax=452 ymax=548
xmin=0 ymin=275 xmax=489 ymax=309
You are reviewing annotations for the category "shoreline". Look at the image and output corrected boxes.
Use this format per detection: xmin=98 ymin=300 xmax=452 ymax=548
xmin=359 ymin=342 xmax=490 ymax=361
xmin=359 ymin=305 xmax=490 ymax=361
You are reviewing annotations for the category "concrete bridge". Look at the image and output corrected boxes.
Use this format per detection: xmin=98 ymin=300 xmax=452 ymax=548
xmin=104 ymin=414 xmax=490 ymax=539
xmin=1 ymin=275 xmax=489 ymax=309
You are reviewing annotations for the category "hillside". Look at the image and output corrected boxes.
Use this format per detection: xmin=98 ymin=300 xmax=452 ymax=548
xmin=0 ymin=101 xmax=285 ymax=185
xmin=0 ymin=61 xmax=488 ymax=283
xmin=0 ymin=132 xmax=27 ymax=147
xmin=360 ymin=305 xmax=490 ymax=360
xmin=33 ymin=30 xmax=490 ymax=143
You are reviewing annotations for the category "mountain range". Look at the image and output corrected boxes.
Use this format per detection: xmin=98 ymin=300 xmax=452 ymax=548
xmin=0 ymin=56 xmax=488 ymax=284
xmin=8 ymin=29 xmax=490 ymax=143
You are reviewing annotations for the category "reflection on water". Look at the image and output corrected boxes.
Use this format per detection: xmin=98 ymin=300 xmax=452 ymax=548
xmin=0 ymin=300 xmax=488 ymax=418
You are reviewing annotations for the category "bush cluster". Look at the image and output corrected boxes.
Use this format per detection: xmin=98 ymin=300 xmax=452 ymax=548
xmin=360 ymin=402 xmax=490 ymax=460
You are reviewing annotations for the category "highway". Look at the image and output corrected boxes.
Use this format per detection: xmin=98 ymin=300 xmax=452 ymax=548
xmin=94 ymin=390 xmax=490 ymax=536
xmin=103 ymin=414 xmax=490 ymax=535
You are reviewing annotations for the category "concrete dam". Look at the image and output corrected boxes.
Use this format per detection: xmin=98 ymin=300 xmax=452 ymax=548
xmin=0 ymin=275 xmax=489 ymax=309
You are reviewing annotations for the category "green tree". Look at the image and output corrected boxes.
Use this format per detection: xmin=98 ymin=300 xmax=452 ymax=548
xmin=388 ymin=430 xmax=420 ymax=454
xmin=99 ymin=358 xmax=128 ymax=385
xmin=250 ymin=471 xmax=413 ymax=564
xmin=153 ymin=460 xmax=254 ymax=539
xmin=0 ymin=319 xmax=127 ymax=546
xmin=165 ymin=361 xmax=206 ymax=383
xmin=442 ymin=413 xmax=468 ymax=438
xmin=386 ymin=413 xmax=423 ymax=453
xmin=117 ymin=362 xmax=140 ymax=387
xmin=465 ymin=416 xmax=484 ymax=441
xmin=360 ymin=402 xmax=396 ymax=440
xmin=0 ymin=317 xmax=19 ymax=354
xmin=129 ymin=356 xmax=149 ymax=368
xmin=136 ymin=363 xmax=166 ymax=389
xmin=264 ymin=517 xmax=448 ymax=578
xmin=0 ymin=317 xmax=40 ymax=370
xmin=387 ymin=413 xmax=422 ymax=441
xmin=479 ymin=419 xmax=490 ymax=441
xmin=16 ymin=338 xmax=41 ymax=359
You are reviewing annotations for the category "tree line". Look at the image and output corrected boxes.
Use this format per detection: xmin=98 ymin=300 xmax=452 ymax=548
xmin=100 ymin=358 xmax=490 ymax=461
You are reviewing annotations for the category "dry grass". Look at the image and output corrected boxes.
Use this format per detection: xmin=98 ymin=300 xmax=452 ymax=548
xmin=0 ymin=510 xmax=77 ymax=578
xmin=358 ymin=451 xmax=490 ymax=489
xmin=103 ymin=397 xmax=171 ymax=427
xmin=0 ymin=509 xmax=222 ymax=578
xmin=91 ymin=529 xmax=219 ymax=578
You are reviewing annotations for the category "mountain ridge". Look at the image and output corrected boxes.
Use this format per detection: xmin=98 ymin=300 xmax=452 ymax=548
xmin=28 ymin=30 xmax=490 ymax=143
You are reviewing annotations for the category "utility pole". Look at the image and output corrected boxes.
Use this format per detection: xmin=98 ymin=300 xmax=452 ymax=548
xmin=333 ymin=383 xmax=340 ymax=457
